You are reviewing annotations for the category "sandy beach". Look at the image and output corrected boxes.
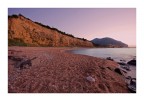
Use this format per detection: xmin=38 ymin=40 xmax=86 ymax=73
xmin=8 ymin=47 xmax=129 ymax=93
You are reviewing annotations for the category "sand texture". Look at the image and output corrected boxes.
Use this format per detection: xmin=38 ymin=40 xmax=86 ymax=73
xmin=8 ymin=47 xmax=129 ymax=93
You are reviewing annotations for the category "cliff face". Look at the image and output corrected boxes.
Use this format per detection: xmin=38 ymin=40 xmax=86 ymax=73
xmin=8 ymin=14 xmax=94 ymax=47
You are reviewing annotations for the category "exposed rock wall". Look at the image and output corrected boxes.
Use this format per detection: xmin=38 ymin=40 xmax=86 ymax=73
xmin=8 ymin=15 xmax=94 ymax=47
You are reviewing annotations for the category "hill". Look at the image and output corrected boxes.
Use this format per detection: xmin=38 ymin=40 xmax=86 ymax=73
xmin=8 ymin=14 xmax=94 ymax=47
xmin=91 ymin=37 xmax=128 ymax=48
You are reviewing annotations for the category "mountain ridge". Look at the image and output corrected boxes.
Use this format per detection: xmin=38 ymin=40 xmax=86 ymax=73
xmin=92 ymin=37 xmax=128 ymax=48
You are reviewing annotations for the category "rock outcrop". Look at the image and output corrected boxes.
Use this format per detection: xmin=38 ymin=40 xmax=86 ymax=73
xmin=8 ymin=14 xmax=94 ymax=47
xmin=127 ymin=59 xmax=136 ymax=66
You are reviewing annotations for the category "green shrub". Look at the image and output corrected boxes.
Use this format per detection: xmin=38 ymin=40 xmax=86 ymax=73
xmin=8 ymin=38 xmax=28 ymax=46
xmin=8 ymin=14 xmax=19 ymax=18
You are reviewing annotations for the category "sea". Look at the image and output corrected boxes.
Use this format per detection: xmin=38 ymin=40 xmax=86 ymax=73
xmin=70 ymin=48 xmax=136 ymax=78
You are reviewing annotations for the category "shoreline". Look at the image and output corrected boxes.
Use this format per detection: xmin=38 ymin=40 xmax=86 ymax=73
xmin=8 ymin=46 xmax=129 ymax=93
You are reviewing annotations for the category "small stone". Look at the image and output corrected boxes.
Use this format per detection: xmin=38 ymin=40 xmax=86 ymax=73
xmin=114 ymin=68 xmax=123 ymax=75
xmin=127 ymin=60 xmax=136 ymax=66
xmin=86 ymin=76 xmax=95 ymax=82
xmin=106 ymin=57 xmax=114 ymax=61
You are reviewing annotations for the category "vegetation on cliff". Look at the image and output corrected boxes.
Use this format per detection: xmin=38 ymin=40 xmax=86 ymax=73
xmin=8 ymin=14 xmax=93 ymax=47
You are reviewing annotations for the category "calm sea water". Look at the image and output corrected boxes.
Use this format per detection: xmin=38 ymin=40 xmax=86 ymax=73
xmin=70 ymin=48 xmax=136 ymax=62
xmin=70 ymin=48 xmax=136 ymax=78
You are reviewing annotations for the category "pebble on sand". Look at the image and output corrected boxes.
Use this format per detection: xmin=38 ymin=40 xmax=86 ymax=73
xmin=86 ymin=76 xmax=95 ymax=82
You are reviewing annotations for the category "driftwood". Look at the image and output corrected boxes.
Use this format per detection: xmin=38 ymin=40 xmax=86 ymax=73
xmin=15 ymin=57 xmax=37 ymax=69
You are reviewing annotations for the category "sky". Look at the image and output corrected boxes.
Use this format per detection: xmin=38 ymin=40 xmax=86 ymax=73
xmin=8 ymin=8 xmax=136 ymax=47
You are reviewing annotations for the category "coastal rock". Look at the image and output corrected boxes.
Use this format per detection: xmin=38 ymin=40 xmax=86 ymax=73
xmin=106 ymin=67 xmax=112 ymax=71
xmin=121 ymin=66 xmax=131 ymax=71
xmin=114 ymin=68 xmax=123 ymax=75
xmin=127 ymin=60 xmax=136 ymax=66
xmin=86 ymin=76 xmax=95 ymax=82
xmin=118 ymin=62 xmax=127 ymax=66
xmin=120 ymin=59 xmax=126 ymax=62
xmin=106 ymin=57 xmax=114 ymax=61
xmin=127 ymin=78 xmax=136 ymax=93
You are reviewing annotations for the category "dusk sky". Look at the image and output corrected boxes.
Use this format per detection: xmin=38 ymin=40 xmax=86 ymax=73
xmin=8 ymin=8 xmax=136 ymax=47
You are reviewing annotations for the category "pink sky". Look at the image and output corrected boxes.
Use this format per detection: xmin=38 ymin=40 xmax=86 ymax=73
xmin=9 ymin=8 xmax=136 ymax=47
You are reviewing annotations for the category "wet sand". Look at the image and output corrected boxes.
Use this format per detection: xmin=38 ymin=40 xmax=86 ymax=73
xmin=8 ymin=47 xmax=129 ymax=93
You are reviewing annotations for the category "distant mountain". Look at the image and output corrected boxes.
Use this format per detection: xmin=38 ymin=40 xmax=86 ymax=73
xmin=91 ymin=37 xmax=128 ymax=48
xmin=8 ymin=14 xmax=94 ymax=47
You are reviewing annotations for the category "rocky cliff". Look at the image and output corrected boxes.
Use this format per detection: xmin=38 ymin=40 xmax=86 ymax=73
xmin=8 ymin=14 xmax=94 ymax=47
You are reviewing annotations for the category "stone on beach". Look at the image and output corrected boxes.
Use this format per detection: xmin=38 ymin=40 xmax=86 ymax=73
xmin=106 ymin=57 xmax=114 ymax=61
xmin=127 ymin=59 xmax=136 ymax=66
xmin=86 ymin=76 xmax=95 ymax=82
xmin=118 ymin=62 xmax=127 ymax=66
xmin=114 ymin=68 xmax=123 ymax=75
xmin=8 ymin=47 xmax=129 ymax=93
